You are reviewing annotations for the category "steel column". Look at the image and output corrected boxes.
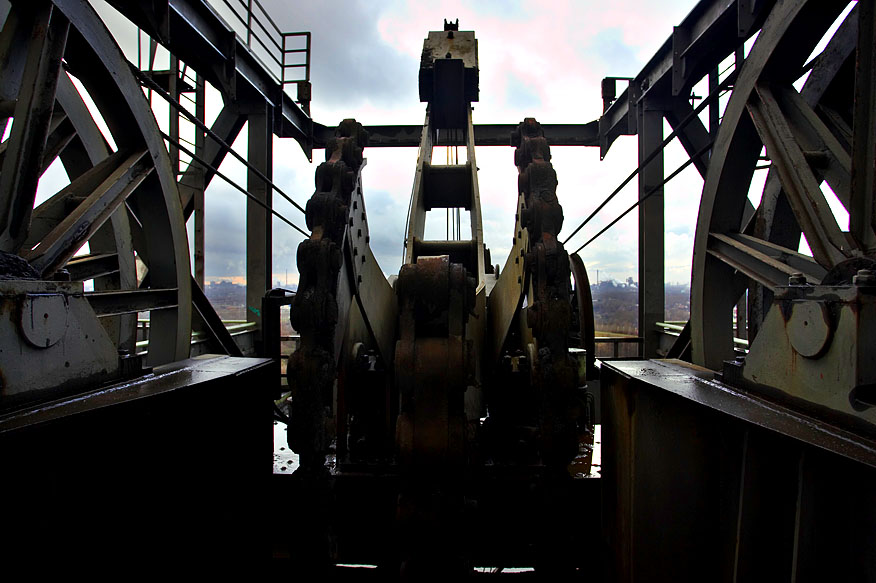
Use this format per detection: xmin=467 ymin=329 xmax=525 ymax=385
xmin=246 ymin=103 xmax=273 ymax=328
xmin=638 ymin=103 xmax=665 ymax=357
xmin=0 ymin=4 xmax=68 ymax=252
xmin=851 ymin=0 xmax=876 ymax=253
xmin=168 ymin=56 xmax=180 ymax=175
xmin=193 ymin=74 xmax=207 ymax=287
xmin=179 ymin=103 xmax=246 ymax=219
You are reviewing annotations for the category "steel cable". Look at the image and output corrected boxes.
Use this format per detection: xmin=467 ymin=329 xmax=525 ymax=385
xmin=572 ymin=140 xmax=713 ymax=254
xmin=562 ymin=71 xmax=737 ymax=246
xmin=160 ymin=130 xmax=310 ymax=238
xmin=134 ymin=67 xmax=308 ymax=216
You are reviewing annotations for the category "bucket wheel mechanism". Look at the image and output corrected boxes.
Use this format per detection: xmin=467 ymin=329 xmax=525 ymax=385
xmin=691 ymin=0 xmax=874 ymax=370
xmin=0 ymin=0 xmax=191 ymax=365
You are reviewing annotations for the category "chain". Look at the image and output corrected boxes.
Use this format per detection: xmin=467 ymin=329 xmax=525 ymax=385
xmin=287 ymin=119 xmax=368 ymax=471
xmin=512 ymin=118 xmax=579 ymax=468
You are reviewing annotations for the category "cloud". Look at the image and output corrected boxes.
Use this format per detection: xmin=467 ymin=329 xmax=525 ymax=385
xmin=588 ymin=27 xmax=639 ymax=74
xmin=72 ymin=0 xmax=707 ymax=291
xmin=503 ymin=72 xmax=542 ymax=111
xmin=264 ymin=0 xmax=418 ymax=118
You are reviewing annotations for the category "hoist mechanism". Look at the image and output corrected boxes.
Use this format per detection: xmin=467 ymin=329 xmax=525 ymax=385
xmin=283 ymin=21 xmax=597 ymax=578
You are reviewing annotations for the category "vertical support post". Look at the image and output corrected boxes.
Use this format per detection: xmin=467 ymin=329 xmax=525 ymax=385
xmin=246 ymin=0 xmax=253 ymax=47
xmin=305 ymin=32 xmax=312 ymax=82
xmin=0 ymin=5 xmax=69 ymax=252
xmin=194 ymin=74 xmax=206 ymax=288
xmin=715 ymin=65 xmax=749 ymax=342
xmin=708 ymin=68 xmax=719 ymax=141
xmin=168 ymin=56 xmax=180 ymax=176
xmin=735 ymin=292 xmax=747 ymax=340
xmin=851 ymin=0 xmax=876 ymax=252
xmin=246 ymin=103 xmax=273 ymax=330
xmin=638 ymin=102 xmax=665 ymax=358
xmin=280 ymin=34 xmax=286 ymax=85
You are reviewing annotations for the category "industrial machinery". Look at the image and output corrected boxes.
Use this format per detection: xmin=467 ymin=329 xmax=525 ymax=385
xmin=281 ymin=21 xmax=597 ymax=577
xmin=597 ymin=1 xmax=876 ymax=580
xmin=0 ymin=0 xmax=874 ymax=579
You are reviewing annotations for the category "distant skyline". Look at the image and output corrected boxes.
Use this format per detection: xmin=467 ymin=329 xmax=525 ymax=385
xmin=38 ymin=0 xmax=711 ymax=288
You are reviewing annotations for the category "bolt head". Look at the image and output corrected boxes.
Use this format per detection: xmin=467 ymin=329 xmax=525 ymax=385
xmin=788 ymin=272 xmax=807 ymax=285
xmin=853 ymin=269 xmax=876 ymax=286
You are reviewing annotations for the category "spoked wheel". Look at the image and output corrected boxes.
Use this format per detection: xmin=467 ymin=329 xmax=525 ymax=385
xmin=0 ymin=0 xmax=191 ymax=364
xmin=691 ymin=1 xmax=873 ymax=370
xmin=570 ymin=253 xmax=596 ymax=378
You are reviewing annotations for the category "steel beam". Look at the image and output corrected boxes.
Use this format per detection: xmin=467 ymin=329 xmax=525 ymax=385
xmin=707 ymin=232 xmax=825 ymax=289
xmin=193 ymin=74 xmax=206 ymax=287
xmin=25 ymin=149 xmax=152 ymax=278
xmin=246 ymin=102 xmax=273 ymax=329
xmin=107 ymin=0 xmax=312 ymax=155
xmin=600 ymin=0 xmax=775 ymax=156
xmin=65 ymin=252 xmax=120 ymax=281
xmin=54 ymin=72 xmax=138 ymax=354
xmin=851 ymin=0 xmax=876 ymax=252
xmin=86 ymin=287 xmax=178 ymax=316
xmin=748 ymin=83 xmax=852 ymax=268
xmin=638 ymin=103 xmax=664 ymax=358
xmin=26 ymin=148 xmax=129 ymax=248
xmin=179 ymin=103 xmax=246 ymax=218
xmin=317 ymin=122 xmax=599 ymax=149
xmin=191 ymin=275 xmax=244 ymax=357
xmin=0 ymin=1 xmax=31 ymax=123
xmin=168 ymin=57 xmax=180 ymax=175
xmin=663 ymin=97 xmax=711 ymax=178
xmin=0 ymin=4 xmax=68 ymax=252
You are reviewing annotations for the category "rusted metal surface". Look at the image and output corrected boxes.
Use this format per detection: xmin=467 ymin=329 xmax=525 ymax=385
xmin=726 ymin=277 xmax=876 ymax=433
xmin=282 ymin=23 xmax=599 ymax=574
xmin=419 ymin=20 xmax=478 ymax=130
xmin=395 ymin=256 xmax=475 ymax=466
xmin=513 ymin=117 xmax=579 ymax=468
xmin=0 ymin=280 xmax=120 ymax=407
xmin=287 ymin=118 xmax=369 ymax=469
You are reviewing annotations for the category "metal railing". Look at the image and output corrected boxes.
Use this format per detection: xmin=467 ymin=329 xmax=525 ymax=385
xmin=260 ymin=288 xmax=297 ymax=384
xmin=594 ymin=336 xmax=643 ymax=358
xmin=657 ymin=320 xmax=749 ymax=349
xmin=135 ymin=318 xmax=257 ymax=354
xmin=211 ymin=0 xmax=311 ymax=108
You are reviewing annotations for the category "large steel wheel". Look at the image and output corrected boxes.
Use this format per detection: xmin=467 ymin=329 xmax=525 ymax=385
xmin=0 ymin=0 xmax=191 ymax=364
xmin=691 ymin=0 xmax=874 ymax=370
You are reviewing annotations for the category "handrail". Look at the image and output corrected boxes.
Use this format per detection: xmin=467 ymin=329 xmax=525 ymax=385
xmin=656 ymin=321 xmax=749 ymax=348
xmin=594 ymin=335 xmax=643 ymax=358
xmin=209 ymin=0 xmax=311 ymax=109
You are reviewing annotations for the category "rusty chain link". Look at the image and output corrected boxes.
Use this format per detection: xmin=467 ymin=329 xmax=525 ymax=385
xmin=287 ymin=118 xmax=368 ymax=471
xmin=512 ymin=117 xmax=579 ymax=468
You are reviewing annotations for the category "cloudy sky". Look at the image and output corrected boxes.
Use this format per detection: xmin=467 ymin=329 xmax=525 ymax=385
xmin=67 ymin=0 xmax=710 ymax=287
